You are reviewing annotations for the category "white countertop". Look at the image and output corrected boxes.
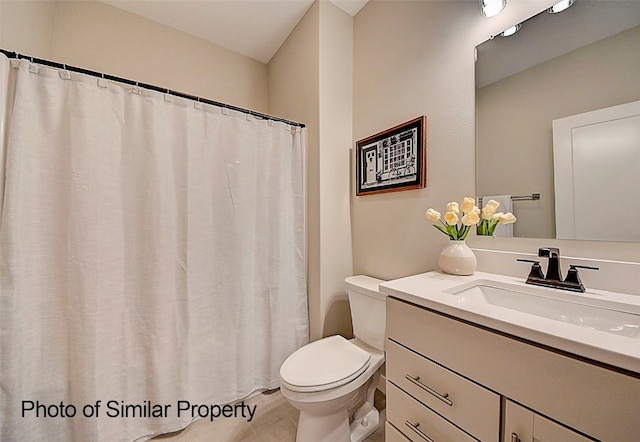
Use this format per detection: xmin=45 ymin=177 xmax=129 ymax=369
xmin=380 ymin=271 xmax=640 ymax=375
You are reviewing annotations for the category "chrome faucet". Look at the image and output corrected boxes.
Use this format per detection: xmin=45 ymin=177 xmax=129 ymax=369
xmin=517 ymin=247 xmax=599 ymax=293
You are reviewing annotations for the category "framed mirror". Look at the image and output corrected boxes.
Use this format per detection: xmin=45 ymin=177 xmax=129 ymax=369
xmin=475 ymin=0 xmax=640 ymax=241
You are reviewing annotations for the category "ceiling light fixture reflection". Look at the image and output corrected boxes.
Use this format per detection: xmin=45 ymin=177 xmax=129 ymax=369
xmin=500 ymin=23 xmax=522 ymax=37
xmin=480 ymin=0 xmax=507 ymax=17
xmin=547 ymin=0 xmax=575 ymax=14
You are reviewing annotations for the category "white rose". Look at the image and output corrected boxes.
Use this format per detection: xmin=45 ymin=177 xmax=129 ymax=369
xmin=460 ymin=197 xmax=475 ymax=214
xmin=498 ymin=212 xmax=517 ymax=224
xmin=472 ymin=206 xmax=480 ymax=215
xmin=444 ymin=211 xmax=459 ymax=225
xmin=492 ymin=212 xmax=504 ymax=220
xmin=425 ymin=208 xmax=441 ymax=222
xmin=461 ymin=212 xmax=480 ymax=226
xmin=446 ymin=202 xmax=459 ymax=214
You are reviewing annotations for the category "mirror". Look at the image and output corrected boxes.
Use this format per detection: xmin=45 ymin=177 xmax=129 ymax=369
xmin=475 ymin=0 xmax=640 ymax=241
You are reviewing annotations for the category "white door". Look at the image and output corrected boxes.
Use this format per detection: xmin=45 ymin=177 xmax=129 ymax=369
xmin=552 ymin=100 xmax=640 ymax=241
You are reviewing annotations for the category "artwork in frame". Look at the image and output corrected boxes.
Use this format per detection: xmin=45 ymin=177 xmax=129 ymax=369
xmin=356 ymin=116 xmax=427 ymax=196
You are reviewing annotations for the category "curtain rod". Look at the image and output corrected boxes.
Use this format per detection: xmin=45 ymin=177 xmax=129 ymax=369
xmin=0 ymin=49 xmax=306 ymax=128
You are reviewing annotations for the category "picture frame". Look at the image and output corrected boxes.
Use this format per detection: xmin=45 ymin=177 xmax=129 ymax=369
xmin=355 ymin=116 xmax=427 ymax=196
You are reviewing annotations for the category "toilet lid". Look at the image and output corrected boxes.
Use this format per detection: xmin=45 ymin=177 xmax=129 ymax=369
xmin=280 ymin=335 xmax=371 ymax=393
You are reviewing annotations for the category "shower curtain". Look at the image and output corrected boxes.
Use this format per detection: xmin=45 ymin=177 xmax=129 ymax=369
xmin=0 ymin=55 xmax=308 ymax=441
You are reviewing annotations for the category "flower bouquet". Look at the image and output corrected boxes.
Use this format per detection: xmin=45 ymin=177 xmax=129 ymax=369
xmin=425 ymin=197 xmax=479 ymax=275
xmin=475 ymin=199 xmax=517 ymax=236
xmin=425 ymin=197 xmax=480 ymax=240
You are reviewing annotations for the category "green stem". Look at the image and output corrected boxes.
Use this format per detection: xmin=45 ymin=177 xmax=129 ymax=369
xmin=488 ymin=219 xmax=499 ymax=236
xmin=476 ymin=220 xmax=488 ymax=236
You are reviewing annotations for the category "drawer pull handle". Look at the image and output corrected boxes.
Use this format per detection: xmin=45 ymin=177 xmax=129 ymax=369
xmin=405 ymin=421 xmax=436 ymax=442
xmin=405 ymin=375 xmax=453 ymax=406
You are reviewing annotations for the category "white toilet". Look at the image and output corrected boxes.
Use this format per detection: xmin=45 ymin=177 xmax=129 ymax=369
xmin=279 ymin=275 xmax=387 ymax=442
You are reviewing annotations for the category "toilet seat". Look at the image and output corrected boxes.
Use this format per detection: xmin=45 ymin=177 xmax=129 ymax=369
xmin=280 ymin=335 xmax=371 ymax=393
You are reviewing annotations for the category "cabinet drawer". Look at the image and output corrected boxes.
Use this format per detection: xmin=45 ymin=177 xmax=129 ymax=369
xmin=387 ymin=382 xmax=477 ymax=442
xmin=387 ymin=339 xmax=500 ymax=441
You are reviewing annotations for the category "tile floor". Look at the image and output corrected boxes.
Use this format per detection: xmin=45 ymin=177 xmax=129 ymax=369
xmin=153 ymin=389 xmax=385 ymax=442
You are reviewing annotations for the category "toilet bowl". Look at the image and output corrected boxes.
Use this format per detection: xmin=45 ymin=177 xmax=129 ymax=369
xmin=279 ymin=276 xmax=387 ymax=442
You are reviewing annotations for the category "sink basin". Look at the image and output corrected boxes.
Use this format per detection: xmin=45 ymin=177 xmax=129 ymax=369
xmin=445 ymin=280 xmax=640 ymax=338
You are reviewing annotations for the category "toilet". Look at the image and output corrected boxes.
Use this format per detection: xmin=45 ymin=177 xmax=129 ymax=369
xmin=279 ymin=275 xmax=387 ymax=442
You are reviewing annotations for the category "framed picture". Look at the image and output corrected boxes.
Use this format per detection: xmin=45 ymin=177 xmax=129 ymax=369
xmin=355 ymin=116 xmax=427 ymax=196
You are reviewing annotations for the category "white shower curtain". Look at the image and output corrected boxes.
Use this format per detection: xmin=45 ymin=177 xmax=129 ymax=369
xmin=0 ymin=55 xmax=308 ymax=441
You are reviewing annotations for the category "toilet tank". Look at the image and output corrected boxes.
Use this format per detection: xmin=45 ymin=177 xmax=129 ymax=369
xmin=345 ymin=275 xmax=387 ymax=351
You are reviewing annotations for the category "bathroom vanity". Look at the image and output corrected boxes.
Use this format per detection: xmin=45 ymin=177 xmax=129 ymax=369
xmin=380 ymin=271 xmax=640 ymax=442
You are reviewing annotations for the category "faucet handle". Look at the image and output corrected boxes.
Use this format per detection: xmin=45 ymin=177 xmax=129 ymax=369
xmin=564 ymin=265 xmax=599 ymax=292
xmin=569 ymin=264 xmax=599 ymax=271
xmin=517 ymin=259 xmax=545 ymax=280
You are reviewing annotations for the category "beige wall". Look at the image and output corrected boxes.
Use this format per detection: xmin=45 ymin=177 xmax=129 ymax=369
xmin=317 ymin=1 xmax=354 ymax=339
xmin=269 ymin=2 xmax=322 ymax=340
xmin=351 ymin=0 xmax=560 ymax=280
xmin=352 ymin=0 xmax=639 ymax=277
xmin=0 ymin=0 xmax=56 ymax=58
xmin=0 ymin=0 xmax=268 ymax=112
xmin=352 ymin=0 xmax=476 ymax=281
xmin=269 ymin=1 xmax=354 ymax=340
xmin=477 ymin=25 xmax=640 ymax=239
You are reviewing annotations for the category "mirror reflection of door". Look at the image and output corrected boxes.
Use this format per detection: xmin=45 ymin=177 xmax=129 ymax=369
xmin=553 ymin=100 xmax=640 ymax=241
xmin=364 ymin=147 xmax=377 ymax=185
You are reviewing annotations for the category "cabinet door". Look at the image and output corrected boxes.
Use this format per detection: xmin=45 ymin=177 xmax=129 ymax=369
xmin=533 ymin=415 xmax=592 ymax=442
xmin=504 ymin=400 xmax=533 ymax=442
xmin=505 ymin=400 xmax=591 ymax=442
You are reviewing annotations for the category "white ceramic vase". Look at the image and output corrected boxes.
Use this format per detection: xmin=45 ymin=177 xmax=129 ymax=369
xmin=438 ymin=240 xmax=477 ymax=276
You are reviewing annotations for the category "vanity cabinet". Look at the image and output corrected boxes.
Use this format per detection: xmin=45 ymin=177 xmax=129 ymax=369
xmin=504 ymin=400 xmax=591 ymax=442
xmin=386 ymin=297 xmax=640 ymax=442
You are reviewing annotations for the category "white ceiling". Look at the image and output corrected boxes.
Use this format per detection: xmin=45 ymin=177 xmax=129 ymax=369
xmin=100 ymin=0 xmax=368 ymax=64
